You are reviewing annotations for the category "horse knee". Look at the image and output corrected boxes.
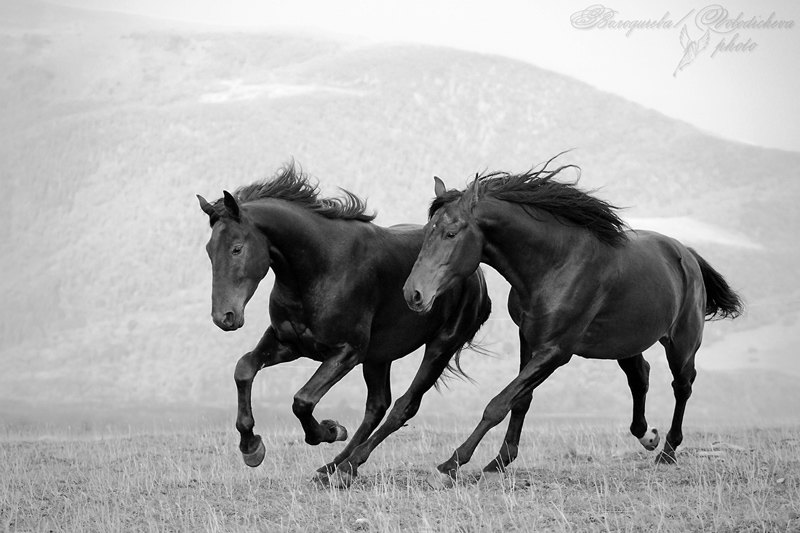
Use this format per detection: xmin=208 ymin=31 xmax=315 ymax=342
xmin=292 ymin=396 xmax=314 ymax=418
xmin=397 ymin=395 xmax=422 ymax=420
xmin=236 ymin=415 xmax=254 ymax=434
xmin=370 ymin=402 xmax=390 ymax=418
xmin=480 ymin=400 xmax=507 ymax=427
xmin=234 ymin=352 xmax=258 ymax=384
xmin=370 ymin=393 xmax=392 ymax=418
xmin=364 ymin=401 xmax=390 ymax=424
xmin=511 ymin=393 xmax=533 ymax=413
xmin=379 ymin=395 xmax=421 ymax=430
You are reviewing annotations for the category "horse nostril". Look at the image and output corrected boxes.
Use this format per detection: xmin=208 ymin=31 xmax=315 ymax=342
xmin=222 ymin=312 xmax=235 ymax=328
xmin=412 ymin=290 xmax=423 ymax=304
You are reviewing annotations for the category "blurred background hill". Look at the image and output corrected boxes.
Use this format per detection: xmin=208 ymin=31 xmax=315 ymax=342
xmin=1 ymin=1 xmax=799 ymax=432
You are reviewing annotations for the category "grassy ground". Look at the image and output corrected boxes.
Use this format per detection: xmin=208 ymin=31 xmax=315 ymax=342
xmin=1 ymin=420 xmax=798 ymax=532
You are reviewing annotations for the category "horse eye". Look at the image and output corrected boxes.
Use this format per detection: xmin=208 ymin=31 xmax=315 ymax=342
xmin=232 ymin=245 xmax=243 ymax=255
xmin=445 ymin=231 xmax=457 ymax=239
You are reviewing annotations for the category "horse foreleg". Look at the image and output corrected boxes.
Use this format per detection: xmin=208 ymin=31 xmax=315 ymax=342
xmin=437 ymin=345 xmax=571 ymax=482
xmin=234 ymin=327 xmax=296 ymax=467
xmin=484 ymin=331 xmax=533 ymax=473
xmin=330 ymin=341 xmax=456 ymax=488
xmin=618 ymin=354 xmax=660 ymax=451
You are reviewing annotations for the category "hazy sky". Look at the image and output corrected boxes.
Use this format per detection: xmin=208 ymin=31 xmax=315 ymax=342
xmin=51 ymin=0 xmax=800 ymax=151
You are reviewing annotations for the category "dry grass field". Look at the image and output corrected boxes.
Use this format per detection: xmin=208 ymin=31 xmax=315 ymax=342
xmin=2 ymin=420 xmax=798 ymax=532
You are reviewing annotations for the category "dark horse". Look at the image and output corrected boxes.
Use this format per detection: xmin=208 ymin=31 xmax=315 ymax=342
xmin=403 ymin=157 xmax=742 ymax=485
xmin=197 ymin=163 xmax=491 ymax=485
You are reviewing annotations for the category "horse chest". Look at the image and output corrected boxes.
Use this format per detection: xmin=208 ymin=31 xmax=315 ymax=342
xmin=271 ymin=318 xmax=330 ymax=361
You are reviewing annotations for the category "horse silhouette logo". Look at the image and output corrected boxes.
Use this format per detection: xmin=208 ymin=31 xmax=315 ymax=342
xmin=674 ymin=25 xmax=711 ymax=77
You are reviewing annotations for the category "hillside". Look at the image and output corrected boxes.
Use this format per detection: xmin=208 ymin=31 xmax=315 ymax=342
xmin=1 ymin=1 xmax=799 ymax=426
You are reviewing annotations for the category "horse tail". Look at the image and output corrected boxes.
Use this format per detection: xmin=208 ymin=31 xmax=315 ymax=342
xmin=689 ymin=248 xmax=743 ymax=320
xmin=438 ymin=266 xmax=493 ymax=387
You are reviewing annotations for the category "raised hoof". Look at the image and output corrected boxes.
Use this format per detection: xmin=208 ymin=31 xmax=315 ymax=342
xmin=241 ymin=435 xmax=266 ymax=468
xmin=425 ymin=469 xmax=456 ymax=490
xmin=320 ymin=419 xmax=348 ymax=442
xmin=638 ymin=428 xmax=660 ymax=451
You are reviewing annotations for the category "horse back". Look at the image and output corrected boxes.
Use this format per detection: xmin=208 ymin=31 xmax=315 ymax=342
xmin=268 ymin=221 xmax=489 ymax=362
xmin=364 ymin=224 xmax=490 ymax=358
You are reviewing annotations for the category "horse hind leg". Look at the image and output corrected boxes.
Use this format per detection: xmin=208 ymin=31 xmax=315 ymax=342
xmin=313 ymin=361 xmax=391 ymax=482
xmin=329 ymin=340 xmax=459 ymax=488
xmin=656 ymin=333 xmax=701 ymax=465
xmin=617 ymin=354 xmax=659 ymax=451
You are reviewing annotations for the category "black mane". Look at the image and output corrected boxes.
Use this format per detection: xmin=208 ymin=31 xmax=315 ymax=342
xmin=430 ymin=156 xmax=628 ymax=246
xmin=212 ymin=161 xmax=375 ymax=223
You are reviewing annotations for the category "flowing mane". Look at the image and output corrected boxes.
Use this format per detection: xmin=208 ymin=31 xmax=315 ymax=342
xmin=430 ymin=156 xmax=628 ymax=246
xmin=213 ymin=161 xmax=376 ymax=223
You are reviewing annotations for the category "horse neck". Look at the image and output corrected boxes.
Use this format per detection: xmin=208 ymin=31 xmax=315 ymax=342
xmin=476 ymin=199 xmax=598 ymax=293
xmin=246 ymin=200 xmax=340 ymax=285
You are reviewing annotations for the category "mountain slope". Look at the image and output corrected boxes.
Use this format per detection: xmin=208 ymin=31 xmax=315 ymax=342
xmin=1 ymin=1 xmax=798 ymax=424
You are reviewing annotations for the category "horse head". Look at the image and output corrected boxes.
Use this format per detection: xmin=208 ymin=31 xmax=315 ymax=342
xmin=197 ymin=191 xmax=271 ymax=331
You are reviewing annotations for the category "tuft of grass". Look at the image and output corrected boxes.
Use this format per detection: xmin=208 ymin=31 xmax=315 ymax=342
xmin=1 ymin=422 xmax=798 ymax=532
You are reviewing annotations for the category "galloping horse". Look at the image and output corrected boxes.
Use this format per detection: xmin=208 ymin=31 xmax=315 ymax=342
xmin=403 ymin=157 xmax=742 ymax=484
xmin=197 ymin=162 xmax=491 ymax=484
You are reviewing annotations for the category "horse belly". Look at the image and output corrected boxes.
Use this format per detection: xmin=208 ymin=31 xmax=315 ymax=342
xmin=576 ymin=265 xmax=681 ymax=358
xmin=367 ymin=308 xmax=433 ymax=361
xmin=576 ymin=316 xmax=665 ymax=359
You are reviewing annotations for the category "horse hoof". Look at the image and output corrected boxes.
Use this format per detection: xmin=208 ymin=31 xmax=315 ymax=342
xmin=482 ymin=457 xmax=509 ymax=473
xmin=425 ymin=470 xmax=455 ymax=490
xmin=655 ymin=450 xmax=677 ymax=465
xmin=477 ymin=472 xmax=508 ymax=490
xmin=311 ymin=470 xmax=332 ymax=487
xmin=241 ymin=435 xmax=266 ymax=468
xmin=316 ymin=462 xmax=336 ymax=475
xmin=639 ymin=428 xmax=660 ymax=451
xmin=321 ymin=420 xmax=348 ymax=442
xmin=330 ymin=469 xmax=354 ymax=489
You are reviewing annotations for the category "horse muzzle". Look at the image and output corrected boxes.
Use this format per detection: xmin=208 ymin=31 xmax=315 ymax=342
xmin=212 ymin=310 xmax=244 ymax=331
xmin=403 ymin=284 xmax=436 ymax=314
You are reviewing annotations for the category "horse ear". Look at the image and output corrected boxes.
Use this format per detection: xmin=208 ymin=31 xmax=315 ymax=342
xmin=197 ymin=195 xmax=216 ymax=217
xmin=433 ymin=176 xmax=447 ymax=198
xmin=469 ymin=174 xmax=480 ymax=208
xmin=223 ymin=190 xmax=240 ymax=220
